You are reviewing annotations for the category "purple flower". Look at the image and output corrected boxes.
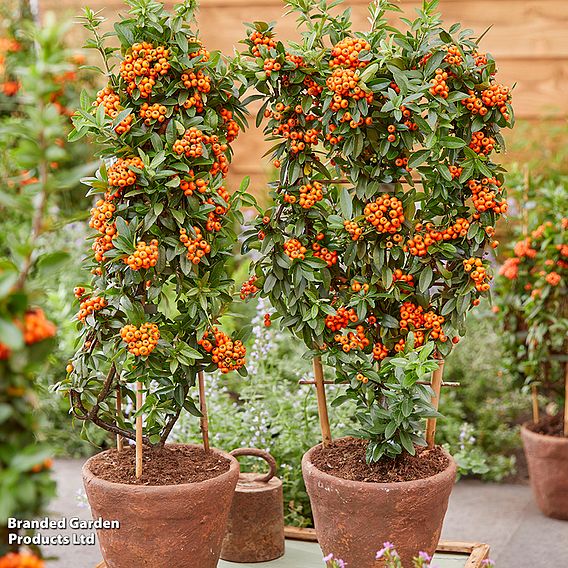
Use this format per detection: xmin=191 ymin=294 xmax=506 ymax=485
xmin=376 ymin=542 xmax=396 ymax=559
xmin=481 ymin=560 xmax=495 ymax=567
xmin=419 ymin=551 xmax=432 ymax=561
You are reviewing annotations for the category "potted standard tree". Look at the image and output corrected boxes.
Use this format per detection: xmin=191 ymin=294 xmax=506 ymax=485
xmin=495 ymin=204 xmax=568 ymax=519
xmin=238 ymin=0 xmax=513 ymax=564
xmin=60 ymin=1 xmax=251 ymax=566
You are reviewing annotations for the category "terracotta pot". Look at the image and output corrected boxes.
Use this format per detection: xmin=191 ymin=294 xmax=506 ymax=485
xmin=521 ymin=424 xmax=568 ymax=520
xmin=82 ymin=444 xmax=239 ymax=568
xmin=302 ymin=440 xmax=456 ymax=567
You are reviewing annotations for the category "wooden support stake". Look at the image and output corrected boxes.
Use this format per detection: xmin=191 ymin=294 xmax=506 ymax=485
xmin=135 ymin=381 xmax=143 ymax=479
xmin=116 ymin=387 xmax=124 ymax=452
xmin=564 ymin=362 xmax=568 ymax=437
xmin=531 ymin=384 xmax=540 ymax=425
xmin=313 ymin=356 xmax=332 ymax=447
xmin=426 ymin=360 xmax=445 ymax=449
xmin=198 ymin=370 xmax=210 ymax=452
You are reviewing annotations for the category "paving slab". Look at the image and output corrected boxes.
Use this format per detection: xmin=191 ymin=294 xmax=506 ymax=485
xmin=40 ymin=460 xmax=568 ymax=568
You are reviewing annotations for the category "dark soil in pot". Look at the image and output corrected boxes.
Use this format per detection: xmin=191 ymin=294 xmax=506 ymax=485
xmin=525 ymin=413 xmax=565 ymax=437
xmin=302 ymin=437 xmax=456 ymax=567
xmin=89 ymin=445 xmax=231 ymax=485
xmin=311 ymin=437 xmax=449 ymax=483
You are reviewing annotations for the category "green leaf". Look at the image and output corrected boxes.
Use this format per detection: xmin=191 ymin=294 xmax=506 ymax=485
xmin=418 ymin=265 xmax=433 ymax=292
xmin=0 ymin=319 xmax=24 ymax=350
xmin=339 ymin=188 xmax=353 ymax=218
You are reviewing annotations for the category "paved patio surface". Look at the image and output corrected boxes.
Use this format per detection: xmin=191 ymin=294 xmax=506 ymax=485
xmin=42 ymin=459 xmax=568 ymax=568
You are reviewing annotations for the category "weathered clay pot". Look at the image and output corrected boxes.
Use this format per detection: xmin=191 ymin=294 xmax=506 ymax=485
xmin=302 ymin=440 xmax=456 ymax=567
xmin=521 ymin=424 xmax=568 ymax=520
xmin=82 ymin=444 xmax=239 ymax=568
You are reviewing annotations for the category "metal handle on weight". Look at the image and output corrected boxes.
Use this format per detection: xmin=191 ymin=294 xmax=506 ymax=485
xmin=230 ymin=448 xmax=277 ymax=483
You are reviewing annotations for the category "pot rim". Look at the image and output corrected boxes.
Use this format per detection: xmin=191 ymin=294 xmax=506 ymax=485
xmin=302 ymin=437 xmax=456 ymax=490
xmin=521 ymin=423 xmax=568 ymax=444
xmin=82 ymin=442 xmax=239 ymax=492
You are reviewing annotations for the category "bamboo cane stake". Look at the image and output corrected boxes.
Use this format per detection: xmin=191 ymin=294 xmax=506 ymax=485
xmin=135 ymin=380 xmax=143 ymax=479
xmin=426 ymin=360 xmax=445 ymax=449
xmin=312 ymin=356 xmax=332 ymax=447
xmin=198 ymin=370 xmax=210 ymax=452
xmin=116 ymin=387 xmax=124 ymax=452
xmin=564 ymin=362 xmax=568 ymax=437
xmin=531 ymin=384 xmax=540 ymax=425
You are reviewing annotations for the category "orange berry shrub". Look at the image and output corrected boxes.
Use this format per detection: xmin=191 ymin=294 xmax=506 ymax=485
xmin=494 ymin=205 xmax=568 ymax=411
xmin=238 ymin=0 xmax=514 ymax=461
xmin=59 ymin=0 xmax=250 ymax=451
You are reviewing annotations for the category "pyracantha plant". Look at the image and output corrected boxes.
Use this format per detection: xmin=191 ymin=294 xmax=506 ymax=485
xmin=495 ymin=207 xmax=567 ymax=412
xmin=60 ymin=0 xmax=252 ymax=450
xmin=237 ymin=0 xmax=514 ymax=461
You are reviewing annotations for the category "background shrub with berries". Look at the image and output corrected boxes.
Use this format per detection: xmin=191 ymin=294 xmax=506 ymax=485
xmin=237 ymin=0 xmax=514 ymax=462
xmin=58 ymin=0 xmax=253 ymax=466
xmin=494 ymin=183 xmax=567 ymax=427
xmin=0 ymin=5 xmax=99 ymax=557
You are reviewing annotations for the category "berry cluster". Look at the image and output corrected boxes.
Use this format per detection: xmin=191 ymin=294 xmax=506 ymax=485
xmin=19 ymin=309 xmax=57 ymax=345
xmin=461 ymin=90 xmax=488 ymax=117
xmin=173 ymin=126 xmax=205 ymax=158
xmin=330 ymin=37 xmax=371 ymax=69
xmin=0 ymin=343 xmax=11 ymax=360
xmin=77 ymin=296 xmax=107 ymax=322
xmin=463 ymin=257 xmax=491 ymax=292
xmin=89 ymin=199 xmax=117 ymax=262
xmin=448 ymin=164 xmax=463 ymax=179
xmin=481 ymin=83 xmax=511 ymax=120
xmin=469 ymin=131 xmax=495 ymax=156
xmin=299 ymin=181 xmax=324 ymax=209
xmin=139 ymin=102 xmax=168 ymax=126
xmin=119 ymin=42 xmax=170 ymax=98
xmin=327 ymin=68 xmax=374 ymax=112
xmin=325 ymin=307 xmax=358 ymax=331
xmin=334 ymin=325 xmax=370 ymax=352
xmin=240 ymin=276 xmax=259 ymax=300
xmin=220 ymin=108 xmax=240 ymax=142
xmin=264 ymin=313 xmax=272 ymax=327
xmin=0 ymin=552 xmax=45 ymax=568
xmin=372 ymin=342 xmax=389 ymax=361
xmin=399 ymin=301 xmax=425 ymax=331
xmin=442 ymin=44 xmax=463 ymax=66
xmin=272 ymin=118 xmax=320 ymax=155
xmin=364 ymin=194 xmax=405 ymax=234
xmin=94 ymin=87 xmax=133 ymax=134
xmin=468 ymin=178 xmax=507 ymax=214
xmin=351 ymin=280 xmax=369 ymax=293
xmin=249 ymin=31 xmax=277 ymax=58
xmin=125 ymin=240 xmax=159 ymax=270
xmin=284 ymin=238 xmax=307 ymax=261
xmin=198 ymin=328 xmax=246 ymax=373
xmin=120 ymin=322 xmax=160 ymax=357
xmin=180 ymin=170 xmax=208 ymax=196
xmin=343 ymin=219 xmax=363 ymax=240
xmin=405 ymin=218 xmax=470 ymax=256
xmin=429 ymin=68 xmax=449 ymax=98
xmin=423 ymin=311 xmax=447 ymax=341
xmin=107 ymin=156 xmax=144 ymax=199
xmin=181 ymin=69 xmax=211 ymax=94
xmin=73 ymin=286 xmax=86 ymax=298
xmin=180 ymin=227 xmax=210 ymax=265
xmin=392 ymin=269 xmax=414 ymax=286
xmin=312 ymin=242 xmax=337 ymax=267
xmin=188 ymin=36 xmax=210 ymax=61
xmin=356 ymin=373 xmax=369 ymax=384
